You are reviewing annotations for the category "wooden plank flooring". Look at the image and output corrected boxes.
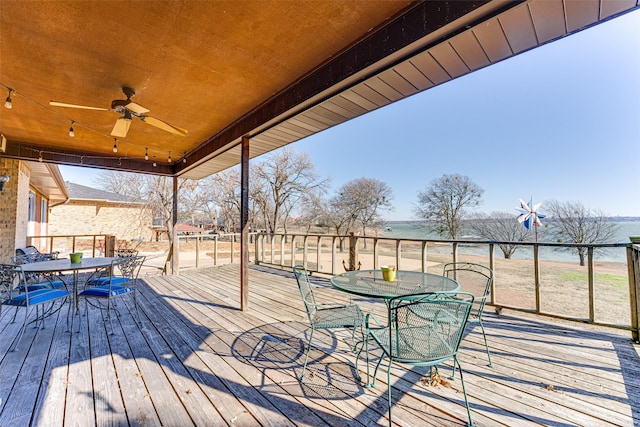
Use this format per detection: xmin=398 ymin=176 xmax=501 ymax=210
xmin=0 ymin=264 xmax=638 ymax=426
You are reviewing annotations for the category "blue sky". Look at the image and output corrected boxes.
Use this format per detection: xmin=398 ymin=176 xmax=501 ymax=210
xmin=61 ymin=10 xmax=640 ymax=221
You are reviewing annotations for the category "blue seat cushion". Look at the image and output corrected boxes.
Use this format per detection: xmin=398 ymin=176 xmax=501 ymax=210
xmin=22 ymin=280 xmax=66 ymax=291
xmin=79 ymin=285 xmax=134 ymax=298
xmin=86 ymin=276 xmax=130 ymax=287
xmin=2 ymin=289 xmax=69 ymax=307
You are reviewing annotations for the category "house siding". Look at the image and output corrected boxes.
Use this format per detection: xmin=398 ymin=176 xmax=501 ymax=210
xmin=49 ymin=201 xmax=153 ymax=242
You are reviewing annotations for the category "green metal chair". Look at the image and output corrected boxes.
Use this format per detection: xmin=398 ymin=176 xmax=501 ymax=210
xmin=292 ymin=265 xmax=364 ymax=382
xmin=358 ymin=292 xmax=475 ymax=427
xmin=443 ymin=262 xmax=494 ymax=369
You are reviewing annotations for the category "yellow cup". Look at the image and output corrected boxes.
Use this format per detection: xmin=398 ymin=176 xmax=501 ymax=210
xmin=381 ymin=265 xmax=396 ymax=281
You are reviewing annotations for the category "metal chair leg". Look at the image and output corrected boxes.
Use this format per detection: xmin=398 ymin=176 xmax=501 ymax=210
xmin=478 ymin=320 xmax=493 ymax=367
xmin=300 ymin=327 xmax=315 ymax=382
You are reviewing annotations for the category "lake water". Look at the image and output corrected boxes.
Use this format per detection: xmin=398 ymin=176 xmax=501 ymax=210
xmin=381 ymin=219 xmax=640 ymax=263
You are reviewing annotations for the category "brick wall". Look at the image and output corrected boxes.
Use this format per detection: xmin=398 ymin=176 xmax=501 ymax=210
xmin=0 ymin=159 xmax=29 ymax=263
xmin=49 ymin=201 xmax=153 ymax=242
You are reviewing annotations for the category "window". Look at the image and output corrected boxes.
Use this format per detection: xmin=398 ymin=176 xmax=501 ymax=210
xmin=28 ymin=191 xmax=36 ymax=221
xmin=41 ymin=199 xmax=47 ymax=223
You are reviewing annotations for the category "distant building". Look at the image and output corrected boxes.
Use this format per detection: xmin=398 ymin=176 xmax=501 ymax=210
xmin=49 ymin=182 xmax=153 ymax=242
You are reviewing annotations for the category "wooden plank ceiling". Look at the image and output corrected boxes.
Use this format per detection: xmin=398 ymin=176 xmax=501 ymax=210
xmin=0 ymin=1 xmax=638 ymax=179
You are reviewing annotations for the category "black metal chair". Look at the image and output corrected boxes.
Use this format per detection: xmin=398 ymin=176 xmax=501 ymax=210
xmin=0 ymin=264 xmax=70 ymax=351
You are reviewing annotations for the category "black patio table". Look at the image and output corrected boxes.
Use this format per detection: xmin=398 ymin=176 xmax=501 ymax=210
xmin=20 ymin=257 xmax=121 ymax=313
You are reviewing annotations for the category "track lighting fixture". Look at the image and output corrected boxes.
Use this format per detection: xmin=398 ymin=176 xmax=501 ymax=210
xmin=112 ymin=139 xmax=118 ymax=153
xmin=69 ymin=120 xmax=75 ymax=137
xmin=4 ymin=88 xmax=13 ymax=109
xmin=144 ymin=147 xmax=149 ymax=161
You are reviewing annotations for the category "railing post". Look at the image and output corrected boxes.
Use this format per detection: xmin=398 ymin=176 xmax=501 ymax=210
xmin=349 ymin=232 xmax=357 ymax=271
xmin=317 ymin=236 xmax=322 ymax=272
xmin=588 ymin=247 xmax=595 ymax=323
xmin=395 ymin=240 xmax=401 ymax=270
xmin=627 ymin=246 xmax=640 ymax=342
xmin=534 ymin=244 xmax=540 ymax=314
xmin=303 ymin=235 xmax=308 ymax=270
xmin=421 ymin=241 xmax=427 ymax=273
xmin=280 ymin=235 xmax=285 ymax=267
xmin=291 ymin=235 xmax=297 ymax=267
xmin=254 ymin=234 xmax=260 ymax=265
xmin=104 ymin=235 xmax=116 ymax=257
xmin=489 ymin=243 xmax=495 ymax=305
xmin=331 ymin=236 xmax=337 ymax=274
xmin=373 ymin=238 xmax=379 ymax=270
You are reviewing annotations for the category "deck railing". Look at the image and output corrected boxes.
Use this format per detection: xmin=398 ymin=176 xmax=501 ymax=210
xmin=254 ymin=232 xmax=640 ymax=342
xmin=25 ymin=231 xmax=640 ymax=341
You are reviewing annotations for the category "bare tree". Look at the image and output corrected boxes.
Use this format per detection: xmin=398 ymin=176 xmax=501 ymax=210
xmin=414 ymin=174 xmax=484 ymax=239
xmin=335 ymin=178 xmax=393 ymax=248
xmin=252 ymin=147 xmax=328 ymax=234
xmin=469 ymin=212 xmax=533 ymax=258
xmin=546 ymin=200 xmax=618 ymax=266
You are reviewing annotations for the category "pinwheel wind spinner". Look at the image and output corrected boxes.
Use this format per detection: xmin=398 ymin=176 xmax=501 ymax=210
xmin=517 ymin=198 xmax=545 ymax=230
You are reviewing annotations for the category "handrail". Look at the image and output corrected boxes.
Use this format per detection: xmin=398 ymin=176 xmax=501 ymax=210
xmin=255 ymin=231 xmax=640 ymax=341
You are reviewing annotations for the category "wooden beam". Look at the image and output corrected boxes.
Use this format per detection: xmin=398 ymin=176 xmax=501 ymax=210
xmin=240 ymin=136 xmax=249 ymax=311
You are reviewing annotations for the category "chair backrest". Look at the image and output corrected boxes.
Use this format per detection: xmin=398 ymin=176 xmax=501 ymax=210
xmin=115 ymin=255 xmax=146 ymax=285
xmin=0 ymin=264 xmax=29 ymax=299
xmin=387 ymin=292 xmax=474 ymax=363
xmin=442 ymin=262 xmax=493 ymax=318
xmin=292 ymin=265 xmax=318 ymax=324
xmin=115 ymin=248 xmax=139 ymax=257
xmin=15 ymin=246 xmax=58 ymax=262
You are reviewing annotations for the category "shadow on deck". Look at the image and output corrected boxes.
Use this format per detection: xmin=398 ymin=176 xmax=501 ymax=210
xmin=0 ymin=264 xmax=638 ymax=426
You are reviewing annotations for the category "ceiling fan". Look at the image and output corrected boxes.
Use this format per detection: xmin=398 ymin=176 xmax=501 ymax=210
xmin=49 ymin=87 xmax=188 ymax=138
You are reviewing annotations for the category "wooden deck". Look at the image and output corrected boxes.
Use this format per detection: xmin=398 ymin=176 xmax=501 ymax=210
xmin=0 ymin=264 xmax=638 ymax=426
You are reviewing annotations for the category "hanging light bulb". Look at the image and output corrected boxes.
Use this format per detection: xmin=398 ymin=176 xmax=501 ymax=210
xmin=152 ymin=156 xmax=157 ymax=167
xmin=38 ymin=151 xmax=43 ymax=162
xmin=4 ymin=88 xmax=13 ymax=109
xmin=144 ymin=147 xmax=149 ymax=161
xmin=112 ymin=139 xmax=118 ymax=153
xmin=68 ymin=120 xmax=75 ymax=137
xmin=168 ymin=151 xmax=172 ymax=163
xmin=183 ymin=151 xmax=187 ymax=163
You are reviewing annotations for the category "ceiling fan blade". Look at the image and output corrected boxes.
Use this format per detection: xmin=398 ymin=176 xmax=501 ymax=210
xmin=49 ymin=101 xmax=109 ymax=111
xmin=141 ymin=116 xmax=188 ymax=136
xmin=111 ymin=117 xmax=132 ymax=138
xmin=125 ymin=101 xmax=150 ymax=115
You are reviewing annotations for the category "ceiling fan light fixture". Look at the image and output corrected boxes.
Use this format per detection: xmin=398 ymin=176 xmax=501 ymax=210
xmin=4 ymin=88 xmax=13 ymax=109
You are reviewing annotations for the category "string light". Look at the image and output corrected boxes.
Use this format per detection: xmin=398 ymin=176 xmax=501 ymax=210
xmin=69 ymin=120 xmax=75 ymax=137
xmin=144 ymin=147 xmax=149 ymax=161
xmin=168 ymin=151 xmax=172 ymax=163
xmin=4 ymin=88 xmax=13 ymax=109
xmin=112 ymin=139 xmax=118 ymax=153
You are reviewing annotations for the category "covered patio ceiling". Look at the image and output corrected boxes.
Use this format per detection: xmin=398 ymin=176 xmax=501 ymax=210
xmin=1 ymin=0 xmax=638 ymax=180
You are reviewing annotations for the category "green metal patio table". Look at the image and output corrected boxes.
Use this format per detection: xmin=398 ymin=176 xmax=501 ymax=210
xmin=330 ymin=269 xmax=459 ymax=300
